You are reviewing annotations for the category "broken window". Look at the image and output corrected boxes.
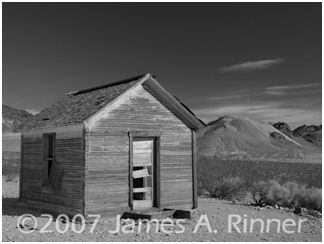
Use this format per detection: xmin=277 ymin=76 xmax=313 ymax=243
xmin=42 ymin=133 xmax=55 ymax=187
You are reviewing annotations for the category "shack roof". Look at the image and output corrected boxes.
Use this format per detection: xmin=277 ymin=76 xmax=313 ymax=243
xmin=18 ymin=73 xmax=205 ymax=131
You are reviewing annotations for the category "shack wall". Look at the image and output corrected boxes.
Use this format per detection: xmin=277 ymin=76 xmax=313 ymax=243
xmin=20 ymin=124 xmax=84 ymax=215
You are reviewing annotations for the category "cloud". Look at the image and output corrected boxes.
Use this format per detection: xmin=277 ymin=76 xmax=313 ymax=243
xmin=189 ymin=79 xmax=321 ymax=128
xmin=196 ymin=104 xmax=275 ymax=117
xmin=193 ymin=82 xmax=320 ymax=103
xmin=265 ymin=83 xmax=321 ymax=95
xmin=194 ymin=101 xmax=321 ymax=129
xmin=25 ymin=108 xmax=40 ymax=115
xmin=187 ymin=89 xmax=255 ymax=102
xmin=220 ymin=58 xmax=285 ymax=72
xmin=208 ymin=93 xmax=250 ymax=101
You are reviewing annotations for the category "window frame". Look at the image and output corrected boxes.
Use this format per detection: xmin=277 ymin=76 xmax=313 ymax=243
xmin=42 ymin=133 xmax=56 ymax=188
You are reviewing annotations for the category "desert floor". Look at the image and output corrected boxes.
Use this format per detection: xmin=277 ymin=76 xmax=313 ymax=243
xmin=2 ymin=179 xmax=322 ymax=242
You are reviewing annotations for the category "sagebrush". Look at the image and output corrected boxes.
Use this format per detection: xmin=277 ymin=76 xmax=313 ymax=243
xmin=197 ymin=156 xmax=322 ymax=195
xmin=211 ymin=176 xmax=246 ymax=200
xmin=251 ymin=180 xmax=322 ymax=211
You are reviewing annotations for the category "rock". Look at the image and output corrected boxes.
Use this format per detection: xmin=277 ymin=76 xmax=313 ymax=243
xmin=306 ymin=209 xmax=322 ymax=218
xmin=293 ymin=125 xmax=322 ymax=146
xmin=294 ymin=207 xmax=306 ymax=214
xmin=293 ymin=125 xmax=321 ymax=137
xmin=232 ymin=199 xmax=239 ymax=204
xmin=272 ymin=122 xmax=293 ymax=137
xmin=270 ymin=132 xmax=286 ymax=142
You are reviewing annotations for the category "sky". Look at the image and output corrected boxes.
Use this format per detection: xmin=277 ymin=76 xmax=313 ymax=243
xmin=3 ymin=3 xmax=322 ymax=128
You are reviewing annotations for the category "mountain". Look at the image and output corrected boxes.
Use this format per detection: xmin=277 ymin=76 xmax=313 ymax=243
xmin=2 ymin=105 xmax=34 ymax=152
xmin=293 ymin=125 xmax=322 ymax=146
xmin=272 ymin=122 xmax=293 ymax=137
xmin=197 ymin=116 xmax=321 ymax=163
xmin=2 ymin=104 xmax=33 ymax=132
xmin=272 ymin=122 xmax=322 ymax=147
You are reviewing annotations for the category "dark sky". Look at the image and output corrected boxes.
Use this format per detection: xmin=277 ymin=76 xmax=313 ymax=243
xmin=3 ymin=3 xmax=322 ymax=128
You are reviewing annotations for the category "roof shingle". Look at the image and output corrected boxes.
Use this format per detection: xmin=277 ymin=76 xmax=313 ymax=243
xmin=18 ymin=74 xmax=146 ymax=130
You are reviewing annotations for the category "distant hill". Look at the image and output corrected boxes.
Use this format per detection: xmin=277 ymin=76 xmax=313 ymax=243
xmin=2 ymin=104 xmax=33 ymax=132
xmin=272 ymin=122 xmax=293 ymax=138
xmin=2 ymin=104 xmax=34 ymax=152
xmin=197 ymin=116 xmax=321 ymax=163
xmin=272 ymin=122 xmax=322 ymax=147
xmin=293 ymin=125 xmax=322 ymax=146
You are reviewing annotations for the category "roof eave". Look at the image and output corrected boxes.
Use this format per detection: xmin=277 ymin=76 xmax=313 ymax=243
xmin=142 ymin=76 xmax=206 ymax=131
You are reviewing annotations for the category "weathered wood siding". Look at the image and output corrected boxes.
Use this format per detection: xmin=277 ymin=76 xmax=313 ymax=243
xmin=20 ymin=125 xmax=84 ymax=215
xmin=85 ymin=85 xmax=193 ymax=216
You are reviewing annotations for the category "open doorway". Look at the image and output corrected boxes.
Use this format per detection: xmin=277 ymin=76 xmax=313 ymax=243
xmin=132 ymin=138 xmax=159 ymax=210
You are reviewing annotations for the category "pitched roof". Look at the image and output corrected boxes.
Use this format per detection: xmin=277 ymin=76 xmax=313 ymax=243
xmin=17 ymin=73 xmax=205 ymax=131
xmin=18 ymin=74 xmax=147 ymax=131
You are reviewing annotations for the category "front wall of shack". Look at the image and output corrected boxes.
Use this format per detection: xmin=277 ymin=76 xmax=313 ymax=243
xmin=85 ymin=85 xmax=193 ymax=216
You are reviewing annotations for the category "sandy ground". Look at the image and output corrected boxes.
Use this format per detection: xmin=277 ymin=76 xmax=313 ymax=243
xmin=2 ymin=179 xmax=322 ymax=242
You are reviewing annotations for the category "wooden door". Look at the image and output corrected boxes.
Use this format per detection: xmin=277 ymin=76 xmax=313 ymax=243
xmin=132 ymin=139 xmax=155 ymax=210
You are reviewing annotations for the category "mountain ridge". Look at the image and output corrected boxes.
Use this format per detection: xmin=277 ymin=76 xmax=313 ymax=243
xmin=198 ymin=116 xmax=321 ymax=163
xmin=2 ymin=104 xmax=34 ymax=132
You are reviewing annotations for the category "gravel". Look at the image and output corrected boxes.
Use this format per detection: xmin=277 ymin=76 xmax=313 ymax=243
xmin=3 ymin=179 xmax=321 ymax=241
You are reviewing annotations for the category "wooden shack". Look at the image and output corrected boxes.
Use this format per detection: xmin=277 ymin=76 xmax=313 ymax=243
xmin=18 ymin=73 xmax=205 ymax=217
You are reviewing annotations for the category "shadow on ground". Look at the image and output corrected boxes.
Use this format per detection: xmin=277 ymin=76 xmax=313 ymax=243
xmin=2 ymin=197 xmax=59 ymax=218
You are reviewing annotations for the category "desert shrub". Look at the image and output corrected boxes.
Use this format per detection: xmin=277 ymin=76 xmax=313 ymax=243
xmin=249 ymin=180 xmax=290 ymax=207
xmin=265 ymin=180 xmax=291 ymax=207
xmin=211 ymin=176 xmax=246 ymax=200
xmin=250 ymin=180 xmax=322 ymax=211
xmin=250 ymin=181 xmax=269 ymax=207
xmin=292 ymin=185 xmax=322 ymax=211
xmin=197 ymin=156 xmax=322 ymax=194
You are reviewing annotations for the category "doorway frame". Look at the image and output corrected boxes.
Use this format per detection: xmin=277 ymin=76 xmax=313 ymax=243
xmin=128 ymin=131 xmax=161 ymax=210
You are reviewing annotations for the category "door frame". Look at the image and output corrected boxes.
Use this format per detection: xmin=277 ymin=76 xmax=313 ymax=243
xmin=128 ymin=131 xmax=161 ymax=210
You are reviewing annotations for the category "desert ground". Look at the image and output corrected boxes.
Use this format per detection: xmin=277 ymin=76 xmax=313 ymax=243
xmin=2 ymin=179 xmax=321 ymax=242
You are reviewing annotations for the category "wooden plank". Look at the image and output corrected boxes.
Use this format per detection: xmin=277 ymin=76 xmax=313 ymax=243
xmin=154 ymin=137 xmax=161 ymax=208
xmin=133 ymin=168 xmax=149 ymax=178
xmin=192 ymin=130 xmax=197 ymax=209
xmin=133 ymin=200 xmax=152 ymax=210
xmin=19 ymin=134 xmax=23 ymax=201
xmin=23 ymin=124 xmax=83 ymax=137
xmin=128 ymin=131 xmax=133 ymax=209
xmin=131 ymin=130 xmax=161 ymax=137
xmin=82 ymin=126 xmax=86 ymax=215
xmin=133 ymin=187 xmax=152 ymax=193
xmin=133 ymin=160 xmax=152 ymax=167
xmin=133 ymin=140 xmax=153 ymax=149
